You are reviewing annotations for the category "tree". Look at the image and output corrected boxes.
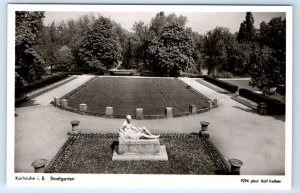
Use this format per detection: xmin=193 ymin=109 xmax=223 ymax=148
xmin=203 ymin=27 xmax=234 ymax=76
xmin=55 ymin=45 xmax=75 ymax=71
xmin=147 ymin=21 xmax=195 ymax=76
xmin=249 ymin=17 xmax=286 ymax=94
xmin=223 ymin=41 xmax=249 ymax=76
xmin=237 ymin=12 xmax=256 ymax=43
xmin=15 ymin=11 xmax=45 ymax=86
xmin=35 ymin=22 xmax=60 ymax=74
xmin=132 ymin=21 xmax=149 ymax=67
xmin=78 ymin=16 xmax=122 ymax=70
xmin=191 ymin=32 xmax=204 ymax=74
xmin=112 ymin=21 xmax=131 ymax=68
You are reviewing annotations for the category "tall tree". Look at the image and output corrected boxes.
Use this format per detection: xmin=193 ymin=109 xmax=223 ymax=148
xmin=55 ymin=45 xmax=75 ymax=71
xmin=78 ymin=16 xmax=122 ymax=70
xmin=132 ymin=21 xmax=149 ymax=67
xmin=203 ymin=27 xmax=234 ymax=76
xmin=36 ymin=22 xmax=60 ymax=74
xmin=249 ymin=17 xmax=286 ymax=93
xmin=237 ymin=12 xmax=256 ymax=43
xmin=147 ymin=21 xmax=195 ymax=76
xmin=15 ymin=11 xmax=45 ymax=86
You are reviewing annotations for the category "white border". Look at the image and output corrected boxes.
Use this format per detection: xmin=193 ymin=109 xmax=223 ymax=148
xmin=7 ymin=4 xmax=293 ymax=189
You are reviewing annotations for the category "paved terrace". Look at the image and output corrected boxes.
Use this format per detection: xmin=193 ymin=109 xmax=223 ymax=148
xmin=15 ymin=75 xmax=285 ymax=175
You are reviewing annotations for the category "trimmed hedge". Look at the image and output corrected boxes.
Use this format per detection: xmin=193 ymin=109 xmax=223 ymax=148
xmin=16 ymin=73 xmax=69 ymax=98
xmin=203 ymin=75 xmax=238 ymax=93
xmin=239 ymin=89 xmax=285 ymax=114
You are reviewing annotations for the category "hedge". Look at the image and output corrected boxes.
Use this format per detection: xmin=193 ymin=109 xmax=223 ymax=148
xmin=203 ymin=75 xmax=238 ymax=93
xmin=239 ymin=88 xmax=285 ymax=114
xmin=16 ymin=73 xmax=69 ymax=98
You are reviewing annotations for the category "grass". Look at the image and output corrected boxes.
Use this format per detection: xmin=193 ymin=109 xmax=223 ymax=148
xmin=66 ymin=77 xmax=209 ymax=117
xmin=47 ymin=133 xmax=229 ymax=175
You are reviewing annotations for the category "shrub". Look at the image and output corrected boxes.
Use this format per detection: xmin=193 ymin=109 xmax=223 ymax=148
xmin=239 ymin=88 xmax=285 ymax=114
xmin=15 ymin=73 xmax=69 ymax=98
xmin=203 ymin=75 xmax=238 ymax=92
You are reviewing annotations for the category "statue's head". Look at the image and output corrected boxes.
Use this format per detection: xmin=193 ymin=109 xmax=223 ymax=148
xmin=126 ymin=115 xmax=132 ymax=123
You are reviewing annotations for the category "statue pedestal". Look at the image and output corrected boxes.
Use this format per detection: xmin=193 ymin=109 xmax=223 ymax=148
xmin=112 ymin=138 xmax=168 ymax=161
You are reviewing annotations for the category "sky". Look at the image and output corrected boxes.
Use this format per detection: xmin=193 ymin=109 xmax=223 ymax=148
xmin=44 ymin=11 xmax=285 ymax=34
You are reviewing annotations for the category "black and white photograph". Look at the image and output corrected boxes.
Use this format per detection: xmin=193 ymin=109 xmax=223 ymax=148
xmin=7 ymin=4 xmax=292 ymax=189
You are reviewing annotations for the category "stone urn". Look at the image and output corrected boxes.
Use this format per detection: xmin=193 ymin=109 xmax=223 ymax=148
xmin=228 ymin=158 xmax=243 ymax=175
xmin=31 ymin=159 xmax=47 ymax=173
xmin=70 ymin=120 xmax=80 ymax=131
xmin=200 ymin=121 xmax=209 ymax=131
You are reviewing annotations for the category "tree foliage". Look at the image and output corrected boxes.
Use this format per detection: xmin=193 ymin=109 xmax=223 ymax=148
xmin=147 ymin=21 xmax=195 ymax=76
xmin=78 ymin=16 xmax=122 ymax=70
xmin=15 ymin=11 xmax=45 ymax=86
xmin=55 ymin=45 xmax=75 ymax=71
xmin=249 ymin=17 xmax=286 ymax=93
xmin=237 ymin=12 xmax=256 ymax=43
xmin=203 ymin=27 xmax=234 ymax=76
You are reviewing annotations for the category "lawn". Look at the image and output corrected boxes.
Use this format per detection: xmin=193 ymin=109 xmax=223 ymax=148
xmin=66 ymin=77 xmax=210 ymax=117
xmin=46 ymin=133 xmax=229 ymax=174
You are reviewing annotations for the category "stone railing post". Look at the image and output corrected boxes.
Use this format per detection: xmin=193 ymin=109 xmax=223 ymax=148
xmin=61 ymin=99 xmax=68 ymax=109
xmin=54 ymin=97 xmax=60 ymax=106
xmin=165 ymin=107 xmax=173 ymax=118
xmin=189 ymin=104 xmax=196 ymax=115
xmin=79 ymin=103 xmax=87 ymax=112
xmin=136 ymin=108 xmax=143 ymax=119
xmin=106 ymin=107 xmax=113 ymax=118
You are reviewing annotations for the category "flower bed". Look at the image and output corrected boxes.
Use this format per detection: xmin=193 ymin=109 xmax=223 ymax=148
xmin=46 ymin=133 xmax=229 ymax=175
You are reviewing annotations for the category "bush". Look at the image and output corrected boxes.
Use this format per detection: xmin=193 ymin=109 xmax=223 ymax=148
xmin=239 ymin=88 xmax=285 ymax=114
xmin=203 ymin=75 xmax=238 ymax=92
xmin=214 ymin=71 xmax=233 ymax=78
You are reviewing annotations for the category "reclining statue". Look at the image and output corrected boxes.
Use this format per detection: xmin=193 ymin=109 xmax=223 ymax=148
xmin=119 ymin=115 xmax=160 ymax=140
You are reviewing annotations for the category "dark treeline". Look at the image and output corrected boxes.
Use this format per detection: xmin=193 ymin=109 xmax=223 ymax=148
xmin=15 ymin=11 xmax=286 ymax=93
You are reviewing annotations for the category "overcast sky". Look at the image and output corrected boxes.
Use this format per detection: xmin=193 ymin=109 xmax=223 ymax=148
xmin=44 ymin=11 xmax=285 ymax=34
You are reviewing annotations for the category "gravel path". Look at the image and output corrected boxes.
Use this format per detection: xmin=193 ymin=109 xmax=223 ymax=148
xmin=15 ymin=76 xmax=285 ymax=175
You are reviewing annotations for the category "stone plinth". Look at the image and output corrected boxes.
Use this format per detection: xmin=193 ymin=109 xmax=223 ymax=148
xmin=112 ymin=138 xmax=168 ymax=161
xmin=165 ymin=107 xmax=173 ymax=118
xmin=61 ymin=99 xmax=68 ymax=108
xmin=106 ymin=107 xmax=113 ymax=117
xmin=118 ymin=138 xmax=160 ymax=155
xmin=54 ymin=97 xmax=60 ymax=106
xmin=189 ymin=104 xmax=196 ymax=115
xmin=79 ymin=103 xmax=87 ymax=112
xmin=136 ymin=108 xmax=143 ymax=119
